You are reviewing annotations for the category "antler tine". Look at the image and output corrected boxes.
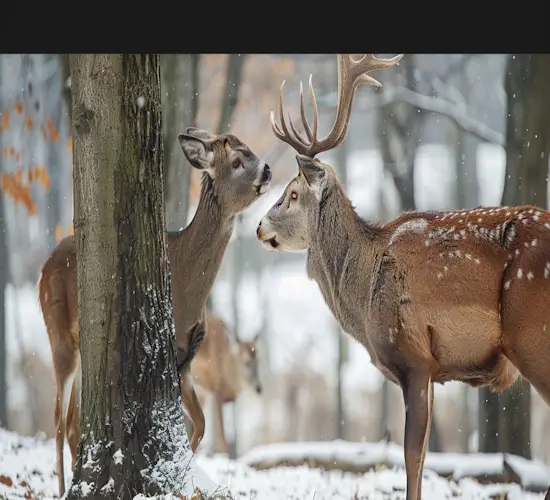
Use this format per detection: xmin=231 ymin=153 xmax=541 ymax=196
xmin=299 ymin=81 xmax=313 ymax=142
xmin=270 ymin=80 xmax=310 ymax=154
xmin=348 ymin=53 xmax=404 ymax=87
xmin=308 ymin=74 xmax=319 ymax=145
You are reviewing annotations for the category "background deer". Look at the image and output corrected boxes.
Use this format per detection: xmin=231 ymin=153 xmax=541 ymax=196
xmin=39 ymin=126 xmax=272 ymax=497
xmin=256 ymin=54 xmax=550 ymax=500
xmin=191 ymin=310 xmax=262 ymax=454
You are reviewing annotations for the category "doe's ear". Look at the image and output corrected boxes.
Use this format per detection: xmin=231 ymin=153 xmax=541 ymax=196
xmin=178 ymin=133 xmax=215 ymax=172
xmin=296 ymin=154 xmax=326 ymax=192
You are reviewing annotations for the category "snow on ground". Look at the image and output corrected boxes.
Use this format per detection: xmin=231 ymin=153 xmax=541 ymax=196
xmin=0 ymin=427 xmax=546 ymax=500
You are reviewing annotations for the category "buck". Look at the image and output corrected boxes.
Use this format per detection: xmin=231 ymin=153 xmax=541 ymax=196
xmin=256 ymin=54 xmax=550 ymax=500
xmin=191 ymin=310 xmax=262 ymax=454
xmin=39 ymin=127 xmax=272 ymax=497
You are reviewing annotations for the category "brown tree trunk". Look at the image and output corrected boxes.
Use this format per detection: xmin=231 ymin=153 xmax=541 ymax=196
xmin=67 ymin=54 xmax=192 ymax=499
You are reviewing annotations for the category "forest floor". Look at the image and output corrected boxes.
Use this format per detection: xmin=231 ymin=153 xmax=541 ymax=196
xmin=0 ymin=427 xmax=547 ymax=500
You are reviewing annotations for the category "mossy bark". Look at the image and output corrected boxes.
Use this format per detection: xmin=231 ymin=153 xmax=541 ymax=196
xmin=67 ymin=54 xmax=191 ymax=499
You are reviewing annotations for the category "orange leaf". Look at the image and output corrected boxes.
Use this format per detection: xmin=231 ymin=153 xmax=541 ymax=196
xmin=25 ymin=115 xmax=34 ymax=131
xmin=55 ymin=223 xmax=63 ymax=243
xmin=51 ymin=131 xmax=60 ymax=143
xmin=0 ymin=474 xmax=13 ymax=487
xmin=14 ymin=101 xmax=24 ymax=114
xmin=40 ymin=123 xmax=47 ymax=141
xmin=41 ymin=169 xmax=51 ymax=190
xmin=1 ymin=109 xmax=9 ymax=130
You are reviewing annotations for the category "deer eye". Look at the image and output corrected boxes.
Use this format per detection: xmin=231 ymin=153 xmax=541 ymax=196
xmin=290 ymin=191 xmax=298 ymax=201
xmin=232 ymin=158 xmax=242 ymax=169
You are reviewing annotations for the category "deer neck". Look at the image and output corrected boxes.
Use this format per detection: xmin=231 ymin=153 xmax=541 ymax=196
xmin=169 ymin=175 xmax=235 ymax=338
xmin=306 ymin=184 xmax=385 ymax=338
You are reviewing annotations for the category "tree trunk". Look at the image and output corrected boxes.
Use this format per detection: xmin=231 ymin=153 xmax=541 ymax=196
xmin=67 ymin=54 xmax=192 ymax=499
xmin=494 ymin=54 xmax=550 ymax=459
xmin=216 ymin=54 xmax=246 ymax=135
xmin=454 ymin=132 xmax=480 ymax=209
xmin=162 ymin=54 xmax=200 ymax=231
xmin=59 ymin=54 xmax=72 ymax=124
xmin=478 ymin=388 xmax=501 ymax=452
xmin=46 ymin=54 xmax=63 ymax=251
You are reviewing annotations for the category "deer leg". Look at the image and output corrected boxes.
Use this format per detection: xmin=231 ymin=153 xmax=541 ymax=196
xmin=180 ymin=370 xmax=205 ymax=453
xmin=54 ymin=369 xmax=75 ymax=498
xmin=213 ymin=391 xmax=229 ymax=454
xmin=66 ymin=356 xmax=81 ymax=471
xmin=401 ymin=370 xmax=432 ymax=500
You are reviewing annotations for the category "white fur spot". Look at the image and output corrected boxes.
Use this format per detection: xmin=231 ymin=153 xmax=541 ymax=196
xmin=527 ymin=271 xmax=534 ymax=281
xmin=545 ymin=262 xmax=550 ymax=279
xmin=517 ymin=269 xmax=523 ymax=279
xmin=390 ymin=219 xmax=429 ymax=246
xmin=437 ymin=272 xmax=443 ymax=280
xmin=532 ymin=239 xmax=538 ymax=247
xmin=504 ymin=280 xmax=511 ymax=290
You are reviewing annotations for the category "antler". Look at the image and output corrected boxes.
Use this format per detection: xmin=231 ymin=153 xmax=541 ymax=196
xmin=270 ymin=54 xmax=404 ymax=157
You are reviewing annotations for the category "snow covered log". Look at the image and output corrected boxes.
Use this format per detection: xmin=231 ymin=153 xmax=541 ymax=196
xmin=240 ymin=440 xmax=550 ymax=493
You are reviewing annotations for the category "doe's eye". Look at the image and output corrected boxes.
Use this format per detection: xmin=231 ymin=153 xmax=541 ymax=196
xmin=233 ymin=158 xmax=242 ymax=169
xmin=290 ymin=191 xmax=298 ymax=201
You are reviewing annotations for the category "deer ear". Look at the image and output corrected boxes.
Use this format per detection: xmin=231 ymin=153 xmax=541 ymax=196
xmin=296 ymin=154 xmax=326 ymax=193
xmin=178 ymin=133 xmax=215 ymax=172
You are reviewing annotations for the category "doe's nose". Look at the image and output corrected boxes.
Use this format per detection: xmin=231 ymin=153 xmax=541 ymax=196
xmin=256 ymin=220 xmax=262 ymax=236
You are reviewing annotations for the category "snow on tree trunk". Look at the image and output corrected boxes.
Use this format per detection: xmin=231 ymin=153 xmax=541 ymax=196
xmin=67 ymin=54 xmax=204 ymax=499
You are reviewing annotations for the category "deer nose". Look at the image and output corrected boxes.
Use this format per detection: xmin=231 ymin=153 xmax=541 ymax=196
xmin=264 ymin=164 xmax=272 ymax=182
xmin=256 ymin=220 xmax=262 ymax=236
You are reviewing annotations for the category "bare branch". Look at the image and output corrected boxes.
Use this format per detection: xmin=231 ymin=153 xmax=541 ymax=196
xmin=318 ymin=87 xmax=504 ymax=146
xmin=379 ymin=87 xmax=504 ymax=146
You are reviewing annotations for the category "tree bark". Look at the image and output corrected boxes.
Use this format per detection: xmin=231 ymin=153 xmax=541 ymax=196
xmin=67 ymin=54 xmax=192 ymax=499
xmin=162 ymin=54 xmax=200 ymax=231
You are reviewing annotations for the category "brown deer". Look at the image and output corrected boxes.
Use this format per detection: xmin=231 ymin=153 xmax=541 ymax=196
xmin=39 ymin=127 xmax=272 ymax=497
xmin=256 ymin=54 xmax=550 ymax=500
xmin=191 ymin=310 xmax=262 ymax=454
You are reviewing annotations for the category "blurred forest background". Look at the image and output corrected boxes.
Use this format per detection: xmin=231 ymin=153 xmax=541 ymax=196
xmin=1 ymin=53 xmax=550 ymax=467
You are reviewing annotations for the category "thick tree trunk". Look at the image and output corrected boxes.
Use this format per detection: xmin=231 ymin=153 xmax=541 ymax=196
xmin=67 ymin=54 xmax=192 ymax=499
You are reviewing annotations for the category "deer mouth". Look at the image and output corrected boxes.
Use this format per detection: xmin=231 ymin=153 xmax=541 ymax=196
xmin=254 ymin=182 xmax=270 ymax=196
xmin=261 ymin=235 xmax=280 ymax=251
